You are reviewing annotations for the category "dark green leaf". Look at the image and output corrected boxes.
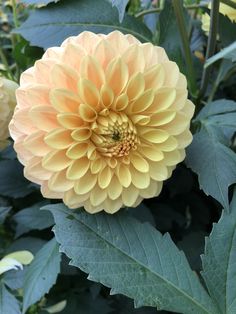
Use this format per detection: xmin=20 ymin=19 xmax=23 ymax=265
xmin=186 ymin=123 xmax=236 ymax=210
xmin=0 ymin=282 xmax=21 ymax=314
xmin=23 ymin=238 xmax=61 ymax=313
xmin=46 ymin=204 xmax=218 ymax=314
xmin=0 ymin=160 xmax=36 ymax=198
xmin=13 ymin=202 xmax=54 ymax=237
xmin=0 ymin=207 xmax=11 ymax=224
xmin=218 ymin=14 xmax=236 ymax=47
xmin=15 ymin=0 xmax=152 ymax=49
xmin=202 ymin=189 xmax=236 ymax=313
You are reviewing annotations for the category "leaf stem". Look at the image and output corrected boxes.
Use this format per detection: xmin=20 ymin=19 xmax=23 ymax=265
xmin=0 ymin=48 xmax=14 ymax=80
xmin=135 ymin=3 xmax=207 ymax=18
xmin=199 ymin=0 xmax=220 ymax=99
xmin=172 ymin=0 xmax=198 ymax=97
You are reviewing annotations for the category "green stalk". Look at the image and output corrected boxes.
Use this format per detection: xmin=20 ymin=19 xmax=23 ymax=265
xmin=199 ymin=0 xmax=220 ymax=99
xmin=172 ymin=0 xmax=198 ymax=97
xmin=0 ymin=48 xmax=14 ymax=80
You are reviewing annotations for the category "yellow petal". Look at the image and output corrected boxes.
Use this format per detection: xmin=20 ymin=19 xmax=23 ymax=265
xmin=50 ymin=89 xmax=80 ymax=113
xmin=149 ymin=161 xmax=169 ymax=181
xmin=98 ymin=166 xmax=112 ymax=189
xmin=113 ymin=93 xmax=129 ymax=111
xmin=94 ymin=39 xmax=116 ymax=68
xmin=80 ymin=55 xmax=105 ymax=88
xmin=138 ymin=145 xmax=164 ymax=161
xmin=29 ymin=105 xmax=59 ymax=132
xmin=148 ymin=111 xmax=176 ymax=127
xmin=74 ymin=171 xmax=97 ymax=194
xmin=48 ymin=170 xmax=74 ymax=192
xmin=144 ymin=64 xmax=165 ymax=90
xmin=122 ymin=185 xmax=139 ymax=207
xmin=107 ymin=175 xmax=122 ymax=200
xmin=146 ymin=88 xmax=176 ymax=113
xmin=66 ymin=142 xmax=88 ymax=159
xmin=117 ymin=163 xmax=132 ymax=188
xmin=78 ymin=103 xmax=97 ymax=122
xmin=126 ymin=72 xmax=145 ymax=101
xmin=122 ymin=45 xmax=145 ymax=75
xmin=130 ymin=153 xmax=149 ymax=172
xmin=106 ymin=58 xmax=129 ymax=95
xmin=71 ymin=127 xmax=91 ymax=141
xmin=100 ymin=84 xmax=114 ymax=108
xmin=66 ymin=157 xmax=90 ymax=180
xmin=129 ymin=89 xmax=154 ymax=114
xmin=62 ymin=43 xmax=86 ymax=72
xmin=45 ymin=129 xmax=72 ymax=149
xmin=90 ymin=158 xmax=105 ymax=174
xmin=131 ymin=165 xmax=150 ymax=189
xmin=50 ymin=64 xmax=79 ymax=93
xmin=24 ymin=131 xmax=51 ymax=156
xmin=42 ymin=150 xmax=71 ymax=171
xmin=57 ymin=113 xmax=84 ymax=129
xmin=78 ymin=78 xmax=100 ymax=107
xmin=139 ymin=128 xmax=169 ymax=143
xmin=90 ymin=185 xmax=107 ymax=207
xmin=4 ymin=251 xmax=34 ymax=265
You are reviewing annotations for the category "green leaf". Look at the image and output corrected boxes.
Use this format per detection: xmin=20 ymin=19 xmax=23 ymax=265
xmin=15 ymin=0 xmax=152 ymax=49
xmin=186 ymin=124 xmax=236 ymax=210
xmin=0 ymin=160 xmax=36 ymax=198
xmin=218 ymin=14 xmax=236 ymax=47
xmin=13 ymin=202 xmax=54 ymax=237
xmin=205 ymin=41 xmax=236 ymax=68
xmin=201 ymin=189 xmax=236 ymax=313
xmin=23 ymin=238 xmax=61 ymax=313
xmin=46 ymin=204 xmax=218 ymax=314
xmin=109 ymin=0 xmax=129 ymax=23
xmin=0 ymin=207 xmax=11 ymax=224
xmin=0 ymin=282 xmax=21 ymax=314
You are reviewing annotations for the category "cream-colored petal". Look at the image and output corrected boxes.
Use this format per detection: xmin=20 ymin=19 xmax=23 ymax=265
xmin=122 ymin=184 xmax=139 ymax=207
xmin=64 ymin=189 xmax=89 ymax=209
xmin=78 ymin=103 xmax=97 ymax=122
xmin=100 ymin=84 xmax=114 ymax=108
xmin=80 ymin=55 xmax=105 ymax=88
xmin=148 ymin=111 xmax=176 ymax=127
xmin=57 ymin=113 xmax=84 ymax=129
xmin=117 ymin=163 xmax=132 ymax=188
xmin=122 ymin=44 xmax=145 ymax=75
xmin=113 ymin=93 xmax=129 ymax=111
xmin=146 ymin=88 xmax=176 ymax=113
xmin=138 ymin=144 xmax=164 ymax=161
xmin=90 ymin=185 xmax=107 ymax=207
xmin=149 ymin=161 xmax=169 ymax=181
xmin=24 ymin=157 xmax=51 ymax=182
xmin=50 ymin=64 xmax=79 ymax=93
xmin=90 ymin=157 xmax=105 ymax=174
xmin=107 ymin=175 xmax=122 ymax=200
xmin=71 ymin=127 xmax=91 ymax=141
xmin=139 ymin=128 xmax=169 ymax=144
xmin=128 ymin=89 xmax=154 ymax=114
xmin=29 ymin=105 xmax=59 ymax=132
xmin=131 ymin=165 xmax=150 ymax=189
xmin=125 ymin=72 xmax=145 ymax=101
xmin=94 ymin=39 xmax=116 ymax=68
xmin=61 ymin=43 xmax=86 ymax=72
xmin=144 ymin=64 xmax=165 ymax=90
xmin=139 ymin=180 xmax=163 ymax=198
xmin=24 ymin=131 xmax=51 ymax=156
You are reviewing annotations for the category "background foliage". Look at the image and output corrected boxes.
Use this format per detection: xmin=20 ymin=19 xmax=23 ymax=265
xmin=0 ymin=0 xmax=236 ymax=313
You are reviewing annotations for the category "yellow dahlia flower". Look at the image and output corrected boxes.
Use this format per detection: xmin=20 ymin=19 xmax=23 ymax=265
xmin=202 ymin=0 xmax=236 ymax=33
xmin=9 ymin=31 xmax=194 ymax=214
xmin=0 ymin=77 xmax=18 ymax=150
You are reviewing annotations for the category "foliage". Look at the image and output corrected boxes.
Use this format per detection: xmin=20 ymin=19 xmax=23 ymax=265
xmin=0 ymin=0 xmax=236 ymax=313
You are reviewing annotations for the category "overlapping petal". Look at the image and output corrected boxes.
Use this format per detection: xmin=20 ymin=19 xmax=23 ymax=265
xmin=9 ymin=31 xmax=194 ymax=214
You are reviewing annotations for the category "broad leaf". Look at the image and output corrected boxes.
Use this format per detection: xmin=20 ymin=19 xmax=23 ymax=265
xmin=15 ymin=0 xmax=152 ymax=49
xmin=202 ymin=189 xmax=236 ymax=313
xmin=0 ymin=282 xmax=21 ymax=314
xmin=23 ymin=238 xmax=61 ymax=313
xmin=186 ymin=100 xmax=236 ymax=210
xmin=13 ymin=202 xmax=54 ymax=237
xmin=0 ymin=160 xmax=36 ymax=198
xmin=109 ymin=0 xmax=129 ymax=22
xmin=46 ymin=204 xmax=218 ymax=314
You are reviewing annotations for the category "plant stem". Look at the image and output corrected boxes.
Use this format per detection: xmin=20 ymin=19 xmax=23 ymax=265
xmin=221 ymin=0 xmax=236 ymax=9
xmin=135 ymin=3 xmax=207 ymax=18
xmin=0 ymin=48 xmax=14 ymax=80
xmin=11 ymin=0 xmax=20 ymax=28
xmin=199 ymin=0 xmax=220 ymax=99
xmin=172 ymin=0 xmax=198 ymax=97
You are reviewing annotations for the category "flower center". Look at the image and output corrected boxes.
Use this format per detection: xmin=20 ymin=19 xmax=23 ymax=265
xmin=91 ymin=111 xmax=139 ymax=157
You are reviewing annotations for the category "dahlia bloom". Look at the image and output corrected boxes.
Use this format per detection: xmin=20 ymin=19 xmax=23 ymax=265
xmin=202 ymin=0 xmax=236 ymax=33
xmin=0 ymin=77 xmax=18 ymax=149
xmin=9 ymin=31 xmax=194 ymax=214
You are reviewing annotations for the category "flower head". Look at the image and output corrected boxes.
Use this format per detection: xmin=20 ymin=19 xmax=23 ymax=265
xmin=10 ymin=31 xmax=194 ymax=214
xmin=202 ymin=0 xmax=236 ymax=33
xmin=0 ymin=77 xmax=18 ymax=149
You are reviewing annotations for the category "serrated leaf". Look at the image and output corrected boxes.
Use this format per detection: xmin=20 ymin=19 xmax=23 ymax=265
xmin=0 ymin=160 xmax=35 ymax=198
xmin=201 ymin=189 xmax=236 ymax=313
xmin=46 ymin=204 xmax=218 ymax=314
xmin=23 ymin=238 xmax=61 ymax=313
xmin=13 ymin=202 xmax=54 ymax=237
xmin=186 ymin=100 xmax=236 ymax=209
xmin=0 ymin=282 xmax=21 ymax=314
xmin=109 ymin=0 xmax=129 ymax=22
xmin=15 ymin=0 xmax=152 ymax=49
